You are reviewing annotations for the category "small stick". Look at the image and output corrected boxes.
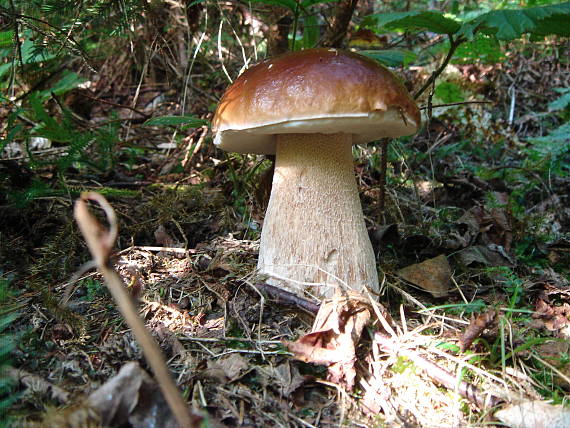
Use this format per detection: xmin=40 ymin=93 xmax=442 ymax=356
xmin=374 ymin=332 xmax=503 ymax=409
xmin=255 ymin=286 xmax=503 ymax=409
xmin=250 ymin=282 xmax=320 ymax=315
xmin=74 ymin=192 xmax=197 ymax=428
xmin=378 ymin=139 xmax=389 ymax=214
xmin=419 ymin=100 xmax=493 ymax=110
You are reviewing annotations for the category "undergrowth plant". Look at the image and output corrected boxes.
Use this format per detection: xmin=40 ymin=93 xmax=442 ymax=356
xmin=0 ymin=274 xmax=20 ymax=426
xmin=430 ymin=265 xmax=570 ymax=404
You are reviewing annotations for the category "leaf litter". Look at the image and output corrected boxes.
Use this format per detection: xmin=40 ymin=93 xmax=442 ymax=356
xmin=4 ymin=44 xmax=570 ymax=428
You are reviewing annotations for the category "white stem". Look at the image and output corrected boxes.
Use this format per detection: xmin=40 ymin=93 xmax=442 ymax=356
xmin=257 ymin=133 xmax=379 ymax=298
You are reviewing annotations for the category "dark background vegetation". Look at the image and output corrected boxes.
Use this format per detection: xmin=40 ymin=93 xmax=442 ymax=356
xmin=0 ymin=0 xmax=569 ymax=426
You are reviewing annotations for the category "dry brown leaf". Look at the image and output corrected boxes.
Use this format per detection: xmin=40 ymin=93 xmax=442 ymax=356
xmin=207 ymin=353 xmax=250 ymax=382
xmin=536 ymin=340 xmax=570 ymax=365
xmin=533 ymin=299 xmax=570 ymax=331
xmin=397 ymin=254 xmax=452 ymax=297
xmin=258 ymin=361 xmax=307 ymax=398
xmin=7 ymin=367 xmax=70 ymax=404
xmin=443 ymin=194 xmax=513 ymax=252
xmin=35 ymin=362 xmax=200 ymax=428
xmin=459 ymin=194 xmax=512 ymax=251
xmin=455 ymin=244 xmax=513 ymax=267
xmin=495 ymin=400 xmax=570 ymax=428
xmin=459 ymin=309 xmax=498 ymax=352
xmin=286 ymin=290 xmax=372 ymax=390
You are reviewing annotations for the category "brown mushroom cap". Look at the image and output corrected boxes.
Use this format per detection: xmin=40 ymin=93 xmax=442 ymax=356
xmin=212 ymin=48 xmax=421 ymax=154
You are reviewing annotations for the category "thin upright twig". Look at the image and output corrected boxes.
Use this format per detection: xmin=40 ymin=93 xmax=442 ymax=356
xmin=377 ymin=139 xmax=389 ymax=214
xmin=414 ymin=34 xmax=465 ymax=100
xmin=74 ymin=192 xmax=198 ymax=428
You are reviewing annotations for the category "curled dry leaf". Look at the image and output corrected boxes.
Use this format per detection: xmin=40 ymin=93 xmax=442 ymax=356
xmin=286 ymin=290 xmax=373 ymax=390
xmin=459 ymin=309 xmax=498 ymax=352
xmin=533 ymin=299 xmax=570 ymax=331
xmin=32 ymin=362 xmax=202 ymax=428
xmin=87 ymin=362 xmax=182 ymax=427
xmin=397 ymin=254 xmax=452 ymax=298
xmin=443 ymin=192 xmax=512 ymax=253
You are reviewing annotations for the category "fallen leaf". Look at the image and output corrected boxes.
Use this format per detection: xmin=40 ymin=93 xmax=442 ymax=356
xmin=286 ymin=290 xmax=373 ymax=390
xmin=154 ymin=225 xmax=176 ymax=247
xmin=536 ymin=340 xmax=570 ymax=362
xmin=88 ymin=361 xmax=192 ymax=427
xmin=207 ymin=353 xmax=250 ymax=382
xmin=459 ymin=309 xmax=497 ymax=352
xmin=442 ymin=193 xmax=512 ymax=252
xmin=31 ymin=362 xmax=201 ymax=428
xmin=455 ymin=245 xmax=513 ymax=267
xmin=398 ymin=254 xmax=452 ymax=297
xmin=258 ymin=361 xmax=307 ymax=398
xmin=495 ymin=400 xmax=570 ymax=428
xmin=533 ymin=299 xmax=570 ymax=331
xmin=369 ymin=223 xmax=400 ymax=253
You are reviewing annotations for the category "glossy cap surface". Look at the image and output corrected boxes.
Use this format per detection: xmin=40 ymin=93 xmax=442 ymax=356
xmin=212 ymin=48 xmax=420 ymax=154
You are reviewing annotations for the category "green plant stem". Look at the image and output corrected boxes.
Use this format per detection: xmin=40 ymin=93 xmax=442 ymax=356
xmin=414 ymin=34 xmax=465 ymax=100
xmin=291 ymin=1 xmax=300 ymax=51
xmin=378 ymin=138 xmax=388 ymax=215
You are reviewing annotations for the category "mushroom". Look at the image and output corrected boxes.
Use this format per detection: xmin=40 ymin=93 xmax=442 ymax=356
xmin=212 ymin=48 xmax=420 ymax=299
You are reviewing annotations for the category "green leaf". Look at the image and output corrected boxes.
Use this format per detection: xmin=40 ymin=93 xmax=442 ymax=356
xmin=360 ymin=49 xmax=418 ymax=67
xmin=435 ymin=81 xmax=464 ymax=103
xmin=144 ymin=115 xmax=208 ymax=128
xmin=363 ymin=11 xmax=461 ymax=35
xmin=452 ymin=34 xmax=505 ymax=64
xmin=466 ymin=2 xmax=570 ymax=40
xmin=47 ymin=71 xmax=86 ymax=97
xmin=549 ymin=90 xmax=570 ymax=111
xmin=0 ymin=312 xmax=18 ymax=333
xmin=248 ymin=0 xmax=297 ymax=12
xmin=36 ymin=70 xmax=86 ymax=101
xmin=30 ymin=94 xmax=73 ymax=143
xmin=422 ymin=299 xmax=487 ymax=315
xmin=302 ymin=14 xmax=319 ymax=49
xmin=363 ymin=3 xmax=570 ymax=42
xmin=528 ymin=122 xmax=570 ymax=145
xmin=0 ymin=30 xmax=14 ymax=49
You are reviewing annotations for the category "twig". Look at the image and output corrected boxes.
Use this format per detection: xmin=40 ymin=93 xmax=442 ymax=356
xmin=377 ymin=139 xmax=389 ymax=215
xmin=257 ymin=287 xmax=503 ymax=409
xmin=250 ymin=282 xmax=320 ymax=315
xmin=419 ymin=100 xmax=493 ymax=110
xmin=74 ymin=192 xmax=197 ymax=428
xmin=80 ymin=92 xmax=151 ymax=118
xmin=374 ymin=332 xmax=503 ymax=409
xmin=131 ymin=245 xmax=194 ymax=254
xmin=414 ymin=34 xmax=465 ymax=100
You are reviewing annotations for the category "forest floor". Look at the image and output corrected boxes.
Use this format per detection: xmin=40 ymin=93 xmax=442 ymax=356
xmin=2 ymin=40 xmax=570 ymax=427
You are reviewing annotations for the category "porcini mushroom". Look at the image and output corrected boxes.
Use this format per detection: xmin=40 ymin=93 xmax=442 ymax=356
xmin=212 ymin=48 xmax=420 ymax=299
